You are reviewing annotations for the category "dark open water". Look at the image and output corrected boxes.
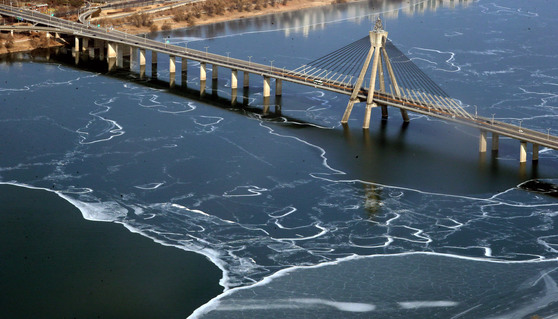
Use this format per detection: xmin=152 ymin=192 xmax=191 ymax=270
xmin=2 ymin=0 xmax=558 ymax=317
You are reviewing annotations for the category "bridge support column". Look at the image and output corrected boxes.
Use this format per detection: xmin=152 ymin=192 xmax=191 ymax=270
xmin=98 ymin=41 xmax=105 ymax=61
xmin=74 ymin=36 xmax=80 ymax=53
xmin=533 ymin=144 xmax=539 ymax=162
xmin=479 ymin=130 xmax=487 ymax=153
xmin=231 ymin=70 xmax=238 ymax=89
xmin=492 ymin=133 xmax=499 ymax=152
xmin=88 ymin=46 xmax=95 ymax=59
xmin=116 ymin=44 xmax=124 ymax=68
xmin=107 ymin=42 xmax=116 ymax=59
xmin=243 ymin=72 xmax=250 ymax=88
xmin=138 ymin=48 xmax=146 ymax=78
xmin=379 ymin=56 xmax=386 ymax=94
xmin=263 ymin=76 xmax=271 ymax=97
xmin=182 ymin=58 xmax=188 ymax=85
xmin=107 ymin=42 xmax=116 ymax=71
xmin=82 ymin=38 xmax=89 ymax=52
xmin=169 ymin=56 xmax=176 ymax=88
xmin=276 ymin=79 xmax=282 ymax=96
xmin=129 ymin=47 xmax=135 ymax=71
xmin=152 ymin=52 xmax=158 ymax=78
xmin=128 ymin=46 xmax=135 ymax=70
xmin=363 ymin=103 xmax=376 ymax=130
xmin=520 ymin=141 xmax=527 ymax=163
xmin=212 ymin=65 xmax=218 ymax=80
xmin=169 ymin=56 xmax=176 ymax=73
xmin=139 ymin=49 xmax=146 ymax=66
xmin=200 ymin=62 xmax=207 ymax=81
xmin=381 ymin=105 xmax=388 ymax=119
xmin=342 ymin=99 xmax=358 ymax=123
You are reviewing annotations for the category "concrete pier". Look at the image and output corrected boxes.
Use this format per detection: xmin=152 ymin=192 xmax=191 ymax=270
xmin=182 ymin=58 xmax=188 ymax=86
xmin=169 ymin=56 xmax=176 ymax=88
xmin=152 ymin=52 xmax=158 ymax=78
xmin=479 ymin=130 xmax=487 ymax=153
xmin=74 ymin=36 xmax=79 ymax=52
xmin=381 ymin=105 xmax=388 ymax=119
xmin=492 ymin=133 xmax=499 ymax=152
xmin=533 ymin=144 xmax=539 ymax=161
xmin=169 ymin=56 xmax=176 ymax=74
xmin=200 ymin=62 xmax=207 ymax=81
xmin=96 ymin=39 xmax=105 ymax=61
xmin=116 ymin=44 xmax=124 ymax=68
xmin=82 ymin=37 xmax=88 ymax=52
xmin=520 ymin=141 xmax=527 ymax=163
xmin=276 ymin=79 xmax=282 ymax=96
xmin=363 ymin=103 xmax=374 ymax=130
xmin=212 ymin=65 xmax=218 ymax=80
xmin=129 ymin=47 xmax=135 ymax=70
xmin=263 ymin=76 xmax=271 ymax=97
xmin=139 ymin=49 xmax=146 ymax=66
xmin=231 ymin=70 xmax=238 ymax=89
xmin=244 ymin=72 xmax=250 ymax=88
xmin=107 ymin=42 xmax=116 ymax=59
xmin=88 ymin=46 xmax=95 ymax=60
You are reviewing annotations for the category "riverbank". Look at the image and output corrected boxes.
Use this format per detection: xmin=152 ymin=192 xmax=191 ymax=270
xmin=0 ymin=184 xmax=223 ymax=318
xmin=99 ymin=0 xmax=352 ymax=34
xmin=0 ymin=0 xmax=352 ymax=54
xmin=0 ymin=32 xmax=63 ymax=55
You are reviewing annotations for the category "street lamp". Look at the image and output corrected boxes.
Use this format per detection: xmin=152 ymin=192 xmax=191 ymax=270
xmin=548 ymin=128 xmax=551 ymax=140
xmin=518 ymin=119 xmax=523 ymax=132
xmin=204 ymin=46 xmax=209 ymax=57
xmin=248 ymin=55 xmax=252 ymax=66
xmin=474 ymin=105 xmax=477 ymax=118
xmin=270 ymin=60 xmax=274 ymax=72
xmin=491 ymin=114 xmax=495 ymax=125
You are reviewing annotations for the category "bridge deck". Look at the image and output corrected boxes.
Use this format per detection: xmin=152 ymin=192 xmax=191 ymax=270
xmin=2 ymin=4 xmax=557 ymax=152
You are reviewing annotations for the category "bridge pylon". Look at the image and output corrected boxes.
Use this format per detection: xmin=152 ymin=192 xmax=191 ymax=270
xmin=341 ymin=18 xmax=410 ymax=128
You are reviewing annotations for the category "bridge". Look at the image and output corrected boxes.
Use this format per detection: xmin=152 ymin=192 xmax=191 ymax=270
xmin=1 ymin=4 xmax=557 ymax=164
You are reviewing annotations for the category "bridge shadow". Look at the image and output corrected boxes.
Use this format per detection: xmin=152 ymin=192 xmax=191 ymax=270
xmin=17 ymin=49 xmax=296 ymax=124
xmin=2 ymin=48 xmax=549 ymax=194
xmin=338 ymin=113 xmax=545 ymax=194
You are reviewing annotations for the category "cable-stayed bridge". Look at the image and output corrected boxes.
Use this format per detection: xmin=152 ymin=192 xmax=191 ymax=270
xmin=1 ymin=5 xmax=557 ymax=163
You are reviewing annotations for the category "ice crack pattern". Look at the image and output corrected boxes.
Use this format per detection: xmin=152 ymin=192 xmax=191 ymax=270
xmin=2 ymin=3 xmax=558 ymax=318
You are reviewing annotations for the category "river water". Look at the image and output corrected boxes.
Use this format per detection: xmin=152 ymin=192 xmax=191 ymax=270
xmin=2 ymin=0 xmax=558 ymax=317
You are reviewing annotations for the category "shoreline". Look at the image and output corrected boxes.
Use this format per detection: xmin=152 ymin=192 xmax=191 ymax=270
xmin=0 ymin=183 xmax=223 ymax=318
xmin=0 ymin=0 xmax=355 ymax=54
xmin=103 ymin=0 xmax=354 ymax=35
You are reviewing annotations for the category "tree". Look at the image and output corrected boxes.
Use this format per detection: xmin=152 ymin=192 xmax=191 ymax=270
xmin=172 ymin=8 xmax=186 ymax=22
xmin=161 ymin=22 xmax=171 ymax=30
xmin=68 ymin=0 xmax=84 ymax=8
xmin=185 ymin=13 xmax=195 ymax=26
xmin=4 ymin=35 xmax=14 ymax=49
